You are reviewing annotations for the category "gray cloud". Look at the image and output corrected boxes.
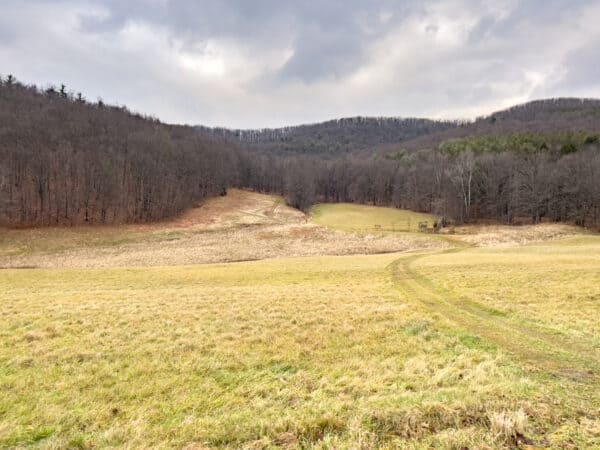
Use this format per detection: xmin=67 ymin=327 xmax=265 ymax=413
xmin=77 ymin=1 xmax=410 ymax=83
xmin=1 ymin=0 xmax=599 ymax=127
xmin=547 ymin=36 xmax=600 ymax=94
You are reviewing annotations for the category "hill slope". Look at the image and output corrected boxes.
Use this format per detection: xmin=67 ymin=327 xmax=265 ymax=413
xmin=2 ymin=75 xmax=599 ymax=229
xmin=0 ymin=190 xmax=445 ymax=268
xmin=199 ymin=116 xmax=460 ymax=156
xmin=0 ymin=80 xmax=237 ymax=226
xmin=390 ymin=97 xmax=600 ymax=153
xmin=200 ymin=98 xmax=600 ymax=156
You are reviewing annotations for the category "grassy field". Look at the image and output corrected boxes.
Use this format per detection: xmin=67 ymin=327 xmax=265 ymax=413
xmin=0 ymin=191 xmax=444 ymax=269
xmin=1 ymin=193 xmax=599 ymax=448
xmin=414 ymin=238 xmax=600 ymax=342
xmin=311 ymin=203 xmax=435 ymax=233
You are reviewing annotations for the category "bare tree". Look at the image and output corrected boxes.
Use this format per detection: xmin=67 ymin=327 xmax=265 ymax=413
xmin=447 ymin=150 xmax=476 ymax=222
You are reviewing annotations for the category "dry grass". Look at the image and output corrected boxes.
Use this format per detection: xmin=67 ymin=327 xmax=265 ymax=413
xmin=1 ymin=192 xmax=599 ymax=448
xmin=0 ymin=190 xmax=446 ymax=269
xmin=159 ymin=189 xmax=306 ymax=230
xmin=447 ymin=223 xmax=588 ymax=247
xmin=0 ymin=223 xmax=447 ymax=269
xmin=489 ymin=409 xmax=528 ymax=443
xmin=413 ymin=237 xmax=600 ymax=340
xmin=0 ymin=253 xmax=553 ymax=449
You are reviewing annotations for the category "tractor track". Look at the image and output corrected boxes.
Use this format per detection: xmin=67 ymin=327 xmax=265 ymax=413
xmin=388 ymin=241 xmax=600 ymax=381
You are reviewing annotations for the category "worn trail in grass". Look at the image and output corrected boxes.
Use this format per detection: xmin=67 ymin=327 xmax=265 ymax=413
xmin=389 ymin=238 xmax=600 ymax=379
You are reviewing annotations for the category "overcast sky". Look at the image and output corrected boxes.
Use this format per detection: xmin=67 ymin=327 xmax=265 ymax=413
xmin=2 ymin=0 xmax=600 ymax=128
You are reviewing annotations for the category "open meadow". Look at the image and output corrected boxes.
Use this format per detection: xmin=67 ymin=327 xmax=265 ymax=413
xmin=0 ymin=191 xmax=445 ymax=270
xmin=1 ymin=192 xmax=599 ymax=448
xmin=312 ymin=203 xmax=436 ymax=233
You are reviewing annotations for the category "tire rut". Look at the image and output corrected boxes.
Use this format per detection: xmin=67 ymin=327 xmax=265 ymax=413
xmin=389 ymin=244 xmax=600 ymax=380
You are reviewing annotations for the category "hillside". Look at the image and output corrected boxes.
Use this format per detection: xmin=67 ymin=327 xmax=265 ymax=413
xmin=1 ymin=76 xmax=599 ymax=229
xmin=227 ymin=98 xmax=600 ymax=228
xmin=0 ymin=80 xmax=237 ymax=226
xmin=201 ymin=98 xmax=600 ymax=157
xmin=389 ymin=97 xmax=600 ymax=154
xmin=0 ymin=190 xmax=445 ymax=269
xmin=198 ymin=116 xmax=460 ymax=156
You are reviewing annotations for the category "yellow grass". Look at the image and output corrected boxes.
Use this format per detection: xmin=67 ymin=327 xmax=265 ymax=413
xmin=0 ymin=254 xmax=542 ymax=448
xmin=1 ymin=192 xmax=599 ymax=448
xmin=0 ymin=191 xmax=445 ymax=269
xmin=413 ymin=237 xmax=600 ymax=345
xmin=447 ymin=223 xmax=589 ymax=247
xmin=311 ymin=203 xmax=436 ymax=233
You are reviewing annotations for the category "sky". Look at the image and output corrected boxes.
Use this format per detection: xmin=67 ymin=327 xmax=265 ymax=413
xmin=1 ymin=0 xmax=600 ymax=128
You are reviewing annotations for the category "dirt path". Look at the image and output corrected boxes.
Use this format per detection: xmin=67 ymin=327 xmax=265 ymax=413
xmin=388 ymin=241 xmax=600 ymax=381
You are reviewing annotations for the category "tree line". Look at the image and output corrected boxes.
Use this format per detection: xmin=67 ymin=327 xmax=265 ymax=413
xmin=229 ymin=99 xmax=600 ymax=227
xmin=1 ymin=75 xmax=599 ymax=228
xmin=238 ymin=142 xmax=600 ymax=227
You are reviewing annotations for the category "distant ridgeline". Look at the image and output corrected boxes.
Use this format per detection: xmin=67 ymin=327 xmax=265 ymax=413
xmin=199 ymin=98 xmax=600 ymax=157
xmin=394 ymin=97 xmax=600 ymax=153
xmin=1 ymin=74 xmax=599 ymax=227
xmin=197 ymin=116 xmax=461 ymax=156
xmin=487 ymin=97 xmax=600 ymax=122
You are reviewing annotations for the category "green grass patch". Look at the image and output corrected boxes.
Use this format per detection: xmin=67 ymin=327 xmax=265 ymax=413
xmin=311 ymin=203 xmax=436 ymax=233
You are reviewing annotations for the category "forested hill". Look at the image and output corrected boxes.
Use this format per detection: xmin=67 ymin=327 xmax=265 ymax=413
xmin=198 ymin=116 xmax=461 ymax=156
xmin=391 ymin=98 xmax=600 ymax=153
xmin=0 ymin=79 xmax=238 ymax=226
xmin=1 ymin=75 xmax=599 ymax=228
xmin=199 ymin=98 xmax=600 ymax=156
xmin=206 ymin=97 xmax=600 ymax=228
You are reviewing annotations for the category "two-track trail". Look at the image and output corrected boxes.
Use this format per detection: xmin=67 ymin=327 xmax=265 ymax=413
xmin=388 ymin=238 xmax=600 ymax=382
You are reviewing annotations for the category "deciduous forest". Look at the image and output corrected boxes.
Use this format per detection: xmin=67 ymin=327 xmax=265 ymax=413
xmin=1 ymin=76 xmax=599 ymax=227
xmin=0 ymin=78 xmax=238 ymax=226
